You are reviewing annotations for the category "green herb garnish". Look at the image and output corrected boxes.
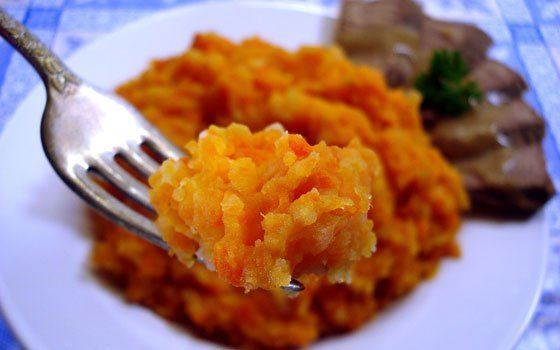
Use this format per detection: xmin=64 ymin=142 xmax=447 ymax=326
xmin=414 ymin=50 xmax=483 ymax=116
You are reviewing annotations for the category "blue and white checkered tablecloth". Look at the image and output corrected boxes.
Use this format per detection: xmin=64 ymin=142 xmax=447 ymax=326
xmin=0 ymin=0 xmax=559 ymax=349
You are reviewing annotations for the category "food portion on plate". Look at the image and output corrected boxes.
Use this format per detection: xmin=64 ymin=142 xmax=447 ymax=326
xmin=90 ymin=32 xmax=468 ymax=348
xmin=337 ymin=0 xmax=554 ymax=216
xmin=149 ymin=123 xmax=379 ymax=291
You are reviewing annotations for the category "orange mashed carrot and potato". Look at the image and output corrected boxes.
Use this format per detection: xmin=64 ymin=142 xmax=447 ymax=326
xmin=90 ymin=33 xmax=468 ymax=348
xmin=149 ymin=123 xmax=379 ymax=290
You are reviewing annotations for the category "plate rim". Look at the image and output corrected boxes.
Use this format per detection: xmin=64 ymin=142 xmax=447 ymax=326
xmin=511 ymin=208 xmax=550 ymax=349
xmin=0 ymin=1 xmax=551 ymax=349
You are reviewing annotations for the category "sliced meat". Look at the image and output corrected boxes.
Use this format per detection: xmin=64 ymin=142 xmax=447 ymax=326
xmin=336 ymin=0 xmax=554 ymax=216
xmin=336 ymin=0 xmax=423 ymax=87
xmin=346 ymin=50 xmax=417 ymax=87
xmin=337 ymin=0 xmax=493 ymax=87
xmin=420 ymin=19 xmax=492 ymax=68
xmin=336 ymin=0 xmax=422 ymax=51
xmin=430 ymin=100 xmax=545 ymax=159
xmin=337 ymin=0 xmax=423 ymax=32
xmin=469 ymin=59 xmax=527 ymax=98
xmin=456 ymin=145 xmax=555 ymax=217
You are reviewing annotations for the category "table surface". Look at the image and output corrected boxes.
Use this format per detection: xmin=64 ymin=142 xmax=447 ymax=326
xmin=0 ymin=0 xmax=559 ymax=349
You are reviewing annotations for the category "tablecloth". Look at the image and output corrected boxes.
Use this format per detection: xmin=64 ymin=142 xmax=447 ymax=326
xmin=0 ymin=0 xmax=559 ymax=349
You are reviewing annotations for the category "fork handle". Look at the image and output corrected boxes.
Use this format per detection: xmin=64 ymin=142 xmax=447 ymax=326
xmin=0 ymin=8 xmax=80 ymax=94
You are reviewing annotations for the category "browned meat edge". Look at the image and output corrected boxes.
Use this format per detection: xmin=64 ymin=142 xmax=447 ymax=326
xmin=430 ymin=100 xmax=545 ymax=159
xmin=468 ymin=59 xmax=527 ymax=98
xmin=456 ymin=145 xmax=555 ymax=216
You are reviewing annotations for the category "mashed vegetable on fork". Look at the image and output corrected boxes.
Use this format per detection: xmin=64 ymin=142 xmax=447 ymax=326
xmin=149 ymin=123 xmax=379 ymax=290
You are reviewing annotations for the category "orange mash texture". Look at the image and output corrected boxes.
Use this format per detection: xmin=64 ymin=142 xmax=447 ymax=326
xmin=149 ymin=123 xmax=379 ymax=290
xmin=90 ymin=33 xmax=468 ymax=349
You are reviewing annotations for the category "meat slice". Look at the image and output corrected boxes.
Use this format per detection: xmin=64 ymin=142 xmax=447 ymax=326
xmin=420 ymin=19 xmax=492 ymax=68
xmin=430 ymin=100 xmax=545 ymax=159
xmin=456 ymin=145 xmax=555 ymax=217
xmin=468 ymin=59 xmax=527 ymax=98
xmin=344 ymin=50 xmax=417 ymax=87
xmin=337 ymin=0 xmax=423 ymax=32
xmin=336 ymin=0 xmax=424 ymax=87
xmin=337 ymin=0 xmax=493 ymax=86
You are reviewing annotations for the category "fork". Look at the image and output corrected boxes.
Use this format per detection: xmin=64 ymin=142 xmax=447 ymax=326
xmin=0 ymin=9 xmax=304 ymax=293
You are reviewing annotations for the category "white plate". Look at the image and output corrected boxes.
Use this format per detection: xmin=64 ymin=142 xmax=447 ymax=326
xmin=0 ymin=2 xmax=550 ymax=350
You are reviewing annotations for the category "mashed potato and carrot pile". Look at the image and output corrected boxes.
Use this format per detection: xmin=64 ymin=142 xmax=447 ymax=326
xmin=90 ymin=33 xmax=468 ymax=348
xmin=150 ymin=123 xmax=379 ymax=290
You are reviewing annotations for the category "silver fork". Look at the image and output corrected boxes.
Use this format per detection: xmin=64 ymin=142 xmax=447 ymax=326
xmin=0 ymin=9 xmax=304 ymax=293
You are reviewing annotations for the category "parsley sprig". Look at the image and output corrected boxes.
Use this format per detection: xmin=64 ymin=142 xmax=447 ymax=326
xmin=414 ymin=50 xmax=483 ymax=116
